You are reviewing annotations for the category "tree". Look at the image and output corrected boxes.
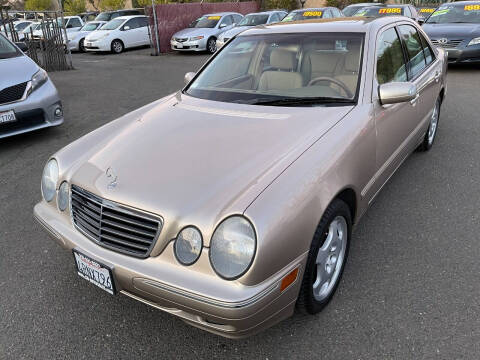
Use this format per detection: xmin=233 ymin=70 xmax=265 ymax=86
xmin=24 ymin=0 xmax=52 ymax=10
xmin=64 ymin=0 xmax=86 ymax=14
xmin=98 ymin=0 xmax=125 ymax=10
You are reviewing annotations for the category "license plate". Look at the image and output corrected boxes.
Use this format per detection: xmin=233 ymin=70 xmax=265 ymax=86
xmin=73 ymin=250 xmax=115 ymax=295
xmin=86 ymin=42 xmax=92 ymax=47
xmin=176 ymin=44 xmax=183 ymax=48
xmin=0 ymin=110 xmax=16 ymax=124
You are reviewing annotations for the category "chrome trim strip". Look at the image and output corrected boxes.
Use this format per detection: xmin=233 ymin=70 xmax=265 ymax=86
xmin=135 ymin=278 xmax=280 ymax=309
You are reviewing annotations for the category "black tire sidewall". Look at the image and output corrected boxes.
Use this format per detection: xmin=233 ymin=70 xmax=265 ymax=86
xmin=79 ymin=38 xmax=85 ymax=52
xmin=297 ymin=199 xmax=352 ymax=314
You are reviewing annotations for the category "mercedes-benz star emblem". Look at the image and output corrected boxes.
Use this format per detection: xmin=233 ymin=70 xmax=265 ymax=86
xmin=106 ymin=167 xmax=117 ymax=189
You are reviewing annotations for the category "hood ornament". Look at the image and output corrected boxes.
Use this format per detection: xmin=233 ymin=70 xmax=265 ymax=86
xmin=106 ymin=167 xmax=118 ymax=189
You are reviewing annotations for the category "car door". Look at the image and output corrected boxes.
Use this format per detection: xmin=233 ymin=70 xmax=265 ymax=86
xmin=120 ymin=18 xmax=138 ymax=48
xmin=368 ymin=25 xmax=419 ymax=202
xmin=398 ymin=23 xmax=442 ymax=133
xmin=136 ymin=17 xmax=149 ymax=46
xmin=218 ymin=15 xmax=234 ymax=33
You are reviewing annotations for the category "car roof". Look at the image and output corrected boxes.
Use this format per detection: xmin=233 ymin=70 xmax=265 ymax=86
xmin=114 ymin=15 xmax=147 ymax=20
xmin=247 ymin=10 xmax=285 ymax=15
xmin=291 ymin=7 xmax=328 ymax=12
xmin=345 ymin=2 xmax=382 ymax=6
xmin=240 ymin=16 xmax=408 ymax=35
xmin=202 ymin=12 xmax=241 ymax=16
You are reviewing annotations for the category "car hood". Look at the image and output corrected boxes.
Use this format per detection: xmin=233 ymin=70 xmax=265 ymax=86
xmin=423 ymin=23 xmax=480 ymax=39
xmin=0 ymin=55 xmax=37 ymax=89
xmin=220 ymin=26 xmax=249 ymax=39
xmin=85 ymin=30 xmax=111 ymax=41
xmin=64 ymin=94 xmax=353 ymax=250
xmin=173 ymin=27 xmax=217 ymax=38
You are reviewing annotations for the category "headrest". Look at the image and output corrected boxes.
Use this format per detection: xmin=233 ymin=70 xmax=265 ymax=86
xmin=270 ymin=48 xmax=296 ymax=71
xmin=345 ymin=41 xmax=361 ymax=72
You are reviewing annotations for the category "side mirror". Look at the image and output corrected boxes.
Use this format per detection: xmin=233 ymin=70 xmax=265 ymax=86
xmin=123 ymin=25 xmax=130 ymax=31
xmin=184 ymin=71 xmax=196 ymax=85
xmin=418 ymin=18 xmax=425 ymax=25
xmin=66 ymin=24 xmax=73 ymax=29
xmin=15 ymin=42 xmax=28 ymax=52
xmin=378 ymin=82 xmax=417 ymax=105
xmin=219 ymin=23 xmax=227 ymax=28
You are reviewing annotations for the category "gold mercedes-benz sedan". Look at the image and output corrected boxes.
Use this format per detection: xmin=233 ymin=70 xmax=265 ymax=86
xmin=34 ymin=17 xmax=447 ymax=338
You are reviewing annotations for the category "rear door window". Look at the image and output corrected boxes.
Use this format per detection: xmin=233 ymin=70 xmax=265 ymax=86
xmin=398 ymin=24 xmax=427 ymax=79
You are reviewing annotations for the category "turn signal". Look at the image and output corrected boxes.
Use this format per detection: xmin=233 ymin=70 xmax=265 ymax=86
xmin=280 ymin=268 xmax=299 ymax=292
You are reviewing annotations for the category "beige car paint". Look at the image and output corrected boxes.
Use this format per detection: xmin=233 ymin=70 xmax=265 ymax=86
xmin=33 ymin=17 xmax=446 ymax=338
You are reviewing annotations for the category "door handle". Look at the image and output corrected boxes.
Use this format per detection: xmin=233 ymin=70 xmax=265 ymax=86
xmin=410 ymin=93 xmax=420 ymax=105
xmin=434 ymin=71 xmax=441 ymax=82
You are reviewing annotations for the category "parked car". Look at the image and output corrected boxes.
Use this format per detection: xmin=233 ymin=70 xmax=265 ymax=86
xmin=417 ymin=6 xmax=437 ymax=24
xmin=342 ymin=2 xmax=384 ymax=17
xmin=171 ymin=12 xmax=243 ymax=53
xmin=216 ymin=10 xmax=287 ymax=49
xmin=67 ymin=21 xmax=106 ymax=52
xmin=34 ymin=16 xmax=446 ymax=338
xmin=423 ymin=1 xmax=480 ymax=63
xmin=354 ymin=5 xmax=421 ymax=22
xmin=0 ymin=34 xmax=63 ymax=139
xmin=84 ymin=15 xmax=149 ymax=54
xmin=20 ymin=21 xmax=40 ymax=40
xmin=94 ymin=9 xmax=143 ymax=22
xmin=282 ymin=7 xmax=344 ymax=22
xmin=78 ymin=11 xmax=99 ymax=23
xmin=0 ymin=20 xmax=34 ymax=41
xmin=59 ymin=16 xmax=84 ymax=32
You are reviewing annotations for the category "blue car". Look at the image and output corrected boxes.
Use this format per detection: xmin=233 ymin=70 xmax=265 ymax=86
xmin=423 ymin=1 xmax=480 ymax=63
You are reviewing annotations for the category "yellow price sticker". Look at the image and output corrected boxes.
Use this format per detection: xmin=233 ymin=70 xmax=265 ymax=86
xmin=420 ymin=8 xmax=435 ymax=13
xmin=379 ymin=8 xmax=402 ymax=14
xmin=208 ymin=16 xmax=221 ymax=20
xmin=465 ymin=4 xmax=480 ymax=10
xmin=303 ymin=11 xmax=323 ymax=17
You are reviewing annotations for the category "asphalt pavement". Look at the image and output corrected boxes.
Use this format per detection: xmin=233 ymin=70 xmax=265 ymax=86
xmin=1 ymin=49 xmax=480 ymax=359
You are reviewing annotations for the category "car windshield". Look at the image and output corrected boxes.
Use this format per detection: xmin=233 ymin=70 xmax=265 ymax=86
xmin=426 ymin=4 xmax=480 ymax=24
xmin=186 ymin=32 xmax=364 ymax=106
xmin=80 ymin=22 xmax=100 ymax=31
xmin=14 ymin=22 xmax=31 ymax=31
xmin=191 ymin=15 xmax=221 ymax=28
xmin=343 ymin=5 xmax=363 ymax=17
xmin=0 ymin=34 xmax=21 ymax=59
xmin=101 ymin=19 xmax=124 ymax=30
xmin=95 ymin=13 xmax=112 ymax=21
xmin=237 ymin=14 xmax=269 ymax=26
xmin=355 ymin=7 xmax=404 ymax=17
xmin=282 ymin=10 xmax=324 ymax=22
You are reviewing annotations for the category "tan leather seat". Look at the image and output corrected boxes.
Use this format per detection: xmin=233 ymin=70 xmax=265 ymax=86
xmin=302 ymin=48 xmax=344 ymax=83
xmin=258 ymin=49 xmax=303 ymax=91
xmin=337 ymin=41 xmax=361 ymax=94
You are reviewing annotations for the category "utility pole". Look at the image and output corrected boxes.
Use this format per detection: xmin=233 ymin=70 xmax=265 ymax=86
xmin=57 ymin=0 xmax=73 ymax=69
xmin=151 ymin=0 xmax=160 ymax=55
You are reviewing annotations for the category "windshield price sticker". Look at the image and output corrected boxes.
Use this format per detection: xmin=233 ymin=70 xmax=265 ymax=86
xmin=431 ymin=8 xmax=450 ymax=17
xmin=208 ymin=16 xmax=221 ymax=20
xmin=420 ymin=8 xmax=435 ymax=13
xmin=465 ymin=4 xmax=480 ymax=11
xmin=303 ymin=11 xmax=323 ymax=16
xmin=379 ymin=8 xmax=402 ymax=14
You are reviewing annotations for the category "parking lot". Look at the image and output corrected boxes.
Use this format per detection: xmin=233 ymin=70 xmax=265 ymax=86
xmin=1 ymin=48 xmax=480 ymax=359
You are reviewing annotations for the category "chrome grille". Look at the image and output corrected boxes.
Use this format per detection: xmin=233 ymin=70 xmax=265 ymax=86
xmin=71 ymin=185 xmax=162 ymax=258
xmin=0 ymin=81 xmax=27 ymax=105
xmin=431 ymin=39 xmax=463 ymax=48
xmin=175 ymin=37 xmax=188 ymax=42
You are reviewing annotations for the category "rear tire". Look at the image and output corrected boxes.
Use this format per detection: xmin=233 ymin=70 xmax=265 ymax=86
xmin=111 ymin=39 xmax=124 ymax=54
xmin=296 ymin=199 xmax=351 ymax=314
xmin=418 ymin=96 xmax=441 ymax=151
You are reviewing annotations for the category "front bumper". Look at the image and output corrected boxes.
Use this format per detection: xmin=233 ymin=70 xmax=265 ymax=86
xmin=33 ymin=200 xmax=304 ymax=338
xmin=170 ymin=39 xmax=206 ymax=52
xmin=84 ymin=38 xmax=111 ymax=52
xmin=439 ymin=44 xmax=480 ymax=63
xmin=67 ymin=38 xmax=80 ymax=51
xmin=0 ymin=79 xmax=63 ymax=139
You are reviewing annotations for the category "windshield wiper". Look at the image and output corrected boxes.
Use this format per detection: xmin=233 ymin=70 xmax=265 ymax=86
xmin=242 ymin=97 xmax=355 ymax=106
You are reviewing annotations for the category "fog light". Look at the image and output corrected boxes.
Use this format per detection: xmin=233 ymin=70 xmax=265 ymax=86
xmin=54 ymin=107 xmax=63 ymax=118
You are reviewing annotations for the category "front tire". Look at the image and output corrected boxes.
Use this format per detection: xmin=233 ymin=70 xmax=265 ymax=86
xmin=207 ymin=37 xmax=216 ymax=54
xmin=296 ymin=199 xmax=351 ymax=314
xmin=79 ymin=38 xmax=85 ymax=52
xmin=111 ymin=39 xmax=124 ymax=54
xmin=418 ymin=96 xmax=441 ymax=151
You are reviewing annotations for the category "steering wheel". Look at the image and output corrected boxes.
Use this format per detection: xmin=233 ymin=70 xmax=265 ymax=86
xmin=307 ymin=77 xmax=354 ymax=99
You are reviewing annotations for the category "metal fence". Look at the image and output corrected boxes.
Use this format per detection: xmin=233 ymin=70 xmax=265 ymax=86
xmin=0 ymin=9 xmax=73 ymax=71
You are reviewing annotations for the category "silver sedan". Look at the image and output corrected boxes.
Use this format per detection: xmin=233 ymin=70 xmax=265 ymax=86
xmin=67 ymin=21 xmax=107 ymax=52
xmin=0 ymin=34 xmax=63 ymax=139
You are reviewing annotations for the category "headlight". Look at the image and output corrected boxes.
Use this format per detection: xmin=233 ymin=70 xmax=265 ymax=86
xmin=190 ymin=36 xmax=204 ymax=41
xmin=209 ymin=216 xmax=256 ymax=280
xmin=174 ymin=226 xmax=203 ymax=265
xmin=468 ymin=37 xmax=480 ymax=46
xmin=41 ymin=159 xmax=58 ymax=202
xmin=57 ymin=181 xmax=69 ymax=211
xmin=30 ymin=69 xmax=48 ymax=92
